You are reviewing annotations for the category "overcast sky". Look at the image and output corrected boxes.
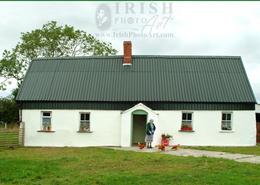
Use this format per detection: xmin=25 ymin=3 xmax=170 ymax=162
xmin=0 ymin=1 xmax=259 ymax=102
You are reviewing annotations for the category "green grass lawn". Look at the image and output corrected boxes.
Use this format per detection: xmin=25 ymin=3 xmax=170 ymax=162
xmin=184 ymin=145 xmax=260 ymax=156
xmin=0 ymin=147 xmax=259 ymax=185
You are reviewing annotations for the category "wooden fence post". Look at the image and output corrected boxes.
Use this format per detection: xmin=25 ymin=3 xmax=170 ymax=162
xmin=19 ymin=122 xmax=25 ymax=146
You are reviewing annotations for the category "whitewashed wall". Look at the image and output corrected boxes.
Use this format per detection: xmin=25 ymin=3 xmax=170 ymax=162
xmin=22 ymin=109 xmax=121 ymax=147
xmin=156 ymin=110 xmax=256 ymax=146
xmin=22 ymin=108 xmax=256 ymax=147
xmin=256 ymin=104 xmax=260 ymax=113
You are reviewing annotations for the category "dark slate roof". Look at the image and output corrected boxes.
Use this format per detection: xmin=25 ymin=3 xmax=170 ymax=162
xmin=16 ymin=55 xmax=256 ymax=103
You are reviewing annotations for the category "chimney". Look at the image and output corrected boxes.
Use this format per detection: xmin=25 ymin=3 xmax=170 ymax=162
xmin=123 ymin=41 xmax=132 ymax=65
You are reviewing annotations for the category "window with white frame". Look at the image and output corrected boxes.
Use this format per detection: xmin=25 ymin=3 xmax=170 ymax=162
xmin=221 ymin=112 xmax=232 ymax=130
xmin=79 ymin=113 xmax=90 ymax=132
xmin=41 ymin=112 xmax=52 ymax=131
xmin=181 ymin=112 xmax=193 ymax=131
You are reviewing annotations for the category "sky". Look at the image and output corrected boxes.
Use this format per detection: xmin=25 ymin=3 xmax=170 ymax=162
xmin=0 ymin=1 xmax=259 ymax=102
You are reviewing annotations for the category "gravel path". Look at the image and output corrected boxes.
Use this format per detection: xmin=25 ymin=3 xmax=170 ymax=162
xmin=110 ymin=147 xmax=260 ymax=164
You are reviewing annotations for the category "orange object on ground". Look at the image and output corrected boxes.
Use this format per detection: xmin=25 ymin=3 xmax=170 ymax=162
xmin=158 ymin=144 xmax=166 ymax=151
xmin=138 ymin=143 xmax=145 ymax=149
xmin=172 ymin=144 xmax=180 ymax=150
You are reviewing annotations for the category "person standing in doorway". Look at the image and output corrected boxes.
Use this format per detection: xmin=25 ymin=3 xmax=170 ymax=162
xmin=145 ymin=119 xmax=156 ymax=148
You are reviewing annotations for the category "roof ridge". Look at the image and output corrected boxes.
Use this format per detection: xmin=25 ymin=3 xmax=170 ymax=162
xmin=33 ymin=55 xmax=241 ymax=61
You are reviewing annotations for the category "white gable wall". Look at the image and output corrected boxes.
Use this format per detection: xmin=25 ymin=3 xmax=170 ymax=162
xmin=22 ymin=109 xmax=256 ymax=147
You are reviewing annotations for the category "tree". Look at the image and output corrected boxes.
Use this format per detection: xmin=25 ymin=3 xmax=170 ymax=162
xmin=0 ymin=21 xmax=117 ymax=90
xmin=0 ymin=98 xmax=19 ymax=124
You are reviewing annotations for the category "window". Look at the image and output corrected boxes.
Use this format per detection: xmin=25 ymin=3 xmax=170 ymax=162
xmin=41 ymin=112 xmax=52 ymax=131
xmin=221 ymin=113 xmax=232 ymax=130
xmin=180 ymin=112 xmax=193 ymax=131
xmin=79 ymin=113 xmax=90 ymax=132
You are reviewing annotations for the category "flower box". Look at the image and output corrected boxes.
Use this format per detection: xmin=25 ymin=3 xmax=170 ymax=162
xmin=181 ymin=126 xmax=193 ymax=131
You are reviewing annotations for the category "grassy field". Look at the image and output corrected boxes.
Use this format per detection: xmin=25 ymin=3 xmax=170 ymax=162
xmin=0 ymin=147 xmax=259 ymax=185
xmin=184 ymin=145 xmax=260 ymax=156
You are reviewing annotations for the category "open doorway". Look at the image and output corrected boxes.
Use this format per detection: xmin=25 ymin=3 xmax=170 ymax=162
xmin=132 ymin=110 xmax=147 ymax=146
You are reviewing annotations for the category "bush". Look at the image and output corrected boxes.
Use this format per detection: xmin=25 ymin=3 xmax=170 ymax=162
xmin=0 ymin=98 xmax=19 ymax=124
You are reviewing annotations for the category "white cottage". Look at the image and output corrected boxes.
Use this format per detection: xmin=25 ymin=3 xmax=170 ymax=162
xmin=16 ymin=41 xmax=257 ymax=147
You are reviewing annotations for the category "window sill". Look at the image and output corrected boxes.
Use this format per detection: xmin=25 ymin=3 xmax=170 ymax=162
xmin=37 ymin=130 xmax=55 ymax=133
xmin=179 ymin=130 xmax=195 ymax=132
xmin=219 ymin=130 xmax=234 ymax=133
xmin=77 ymin=131 xmax=93 ymax=133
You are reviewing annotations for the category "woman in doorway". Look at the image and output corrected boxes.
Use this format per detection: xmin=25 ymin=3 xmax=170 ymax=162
xmin=145 ymin=119 xmax=156 ymax=148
